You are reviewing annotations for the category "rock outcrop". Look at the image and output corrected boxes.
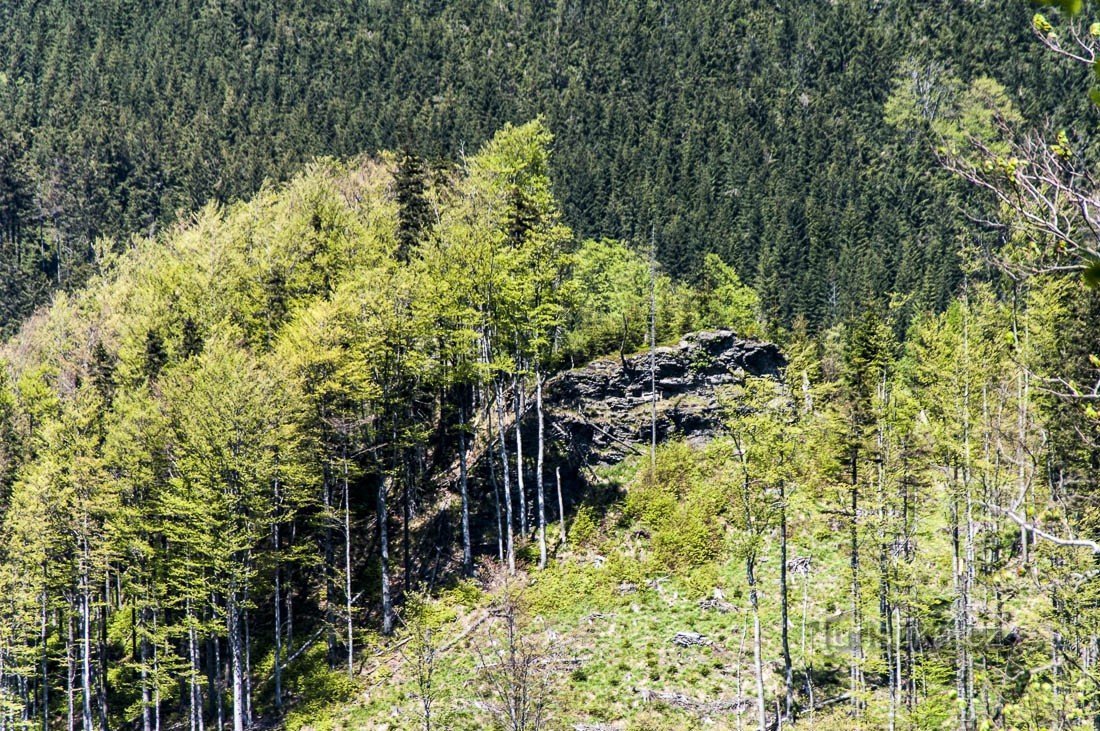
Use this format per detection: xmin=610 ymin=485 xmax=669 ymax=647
xmin=543 ymin=330 xmax=784 ymax=466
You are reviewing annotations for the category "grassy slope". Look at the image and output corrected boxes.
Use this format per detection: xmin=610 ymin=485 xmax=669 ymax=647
xmin=311 ymin=441 xmax=986 ymax=731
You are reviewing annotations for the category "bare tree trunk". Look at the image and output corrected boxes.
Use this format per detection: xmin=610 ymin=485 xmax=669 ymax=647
xmin=343 ymin=451 xmax=354 ymax=676
xmin=378 ymin=472 xmax=394 ymax=635
xmin=849 ymin=449 xmax=863 ymax=727
xmin=892 ymin=605 xmax=902 ymax=731
xmin=403 ymin=451 xmax=412 ymax=597
xmin=556 ymin=467 xmax=566 ymax=549
xmin=513 ymin=375 xmax=527 ymax=536
xmin=273 ymin=540 xmax=283 ymax=710
xmin=153 ymin=612 xmax=161 ymax=731
xmin=536 ymin=372 xmax=547 ymax=569
xmin=747 ymin=553 xmax=766 ymax=731
xmin=494 ymin=380 xmax=516 ymax=574
xmin=287 ymin=522 xmax=296 ymax=653
xmin=736 ymin=623 xmax=746 ymax=731
xmin=957 ymin=297 xmax=975 ymax=731
xmin=40 ymin=590 xmax=48 ymax=731
xmin=489 ymin=443 xmax=504 ymax=562
xmin=81 ymin=543 xmax=93 ymax=731
xmin=227 ymin=593 xmax=245 ymax=731
xmin=214 ymin=633 xmax=223 ymax=731
xmin=1 ymin=648 xmax=7 ymax=731
xmin=876 ymin=384 xmax=896 ymax=731
xmin=244 ymin=608 xmax=253 ymax=728
xmin=779 ymin=484 xmax=794 ymax=722
xmin=67 ymin=611 xmax=75 ymax=731
xmin=322 ymin=463 xmax=336 ymax=664
xmin=802 ymin=569 xmax=815 ymax=730
xmin=140 ymin=609 xmax=151 ymax=731
xmin=1017 ymin=364 xmax=1031 ymax=565
xmin=649 ymin=228 xmax=657 ymax=477
xmin=458 ymin=402 xmax=473 ymax=575
xmin=98 ymin=575 xmax=108 ymax=731
xmin=186 ymin=601 xmax=203 ymax=731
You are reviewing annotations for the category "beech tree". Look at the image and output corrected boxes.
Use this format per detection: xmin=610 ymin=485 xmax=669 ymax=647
xmin=159 ymin=334 xmax=307 ymax=731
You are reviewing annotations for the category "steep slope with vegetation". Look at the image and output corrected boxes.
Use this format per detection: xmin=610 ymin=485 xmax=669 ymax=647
xmin=0 ymin=0 xmax=1089 ymax=333
xmin=0 ymin=120 xmax=764 ymax=731
xmin=0 ymin=2 xmax=1099 ymax=730
xmin=325 ymin=276 xmax=1100 ymax=731
xmin=0 ymin=112 xmax=1096 ymax=731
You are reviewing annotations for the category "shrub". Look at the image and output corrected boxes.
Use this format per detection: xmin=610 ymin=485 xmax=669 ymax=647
xmin=283 ymin=644 xmax=358 ymax=731
xmin=569 ymin=504 xmax=601 ymax=546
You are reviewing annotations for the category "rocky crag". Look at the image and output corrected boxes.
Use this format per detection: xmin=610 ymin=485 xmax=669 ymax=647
xmin=543 ymin=330 xmax=785 ymax=466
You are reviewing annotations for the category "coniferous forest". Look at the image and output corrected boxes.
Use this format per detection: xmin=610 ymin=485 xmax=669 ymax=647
xmin=0 ymin=0 xmax=1096 ymax=334
xmin=0 ymin=1 xmax=1098 ymax=730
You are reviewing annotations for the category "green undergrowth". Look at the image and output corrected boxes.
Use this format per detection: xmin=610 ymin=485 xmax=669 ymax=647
xmin=308 ymin=437 xmax=1049 ymax=730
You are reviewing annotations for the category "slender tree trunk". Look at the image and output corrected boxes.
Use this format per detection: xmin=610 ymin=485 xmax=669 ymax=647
xmin=494 ymin=380 xmax=516 ymax=573
xmin=67 ymin=611 xmax=75 ymax=731
xmin=98 ymin=575 xmax=108 ymax=731
xmin=849 ymin=448 xmax=863 ymax=726
xmin=343 ymin=451 xmax=354 ymax=676
xmin=322 ymin=463 xmax=336 ymax=664
xmin=1014 ymin=305 xmax=1032 ymax=566
xmin=287 ymin=520 xmax=296 ymax=651
xmin=952 ymin=485 xmax=969 ymax=731
xmin=227 ymin=593 xmax=245 ymax=731
xmin=153 ymin=612 xmax=161 ymax=731
xmin=141 ymin=609 xmax=151 ymax=731
xmin=489 ymin=444 xmax=504 ymax=562
xmin=649 ymin=228 xmax=657 ymax=477
xmin=536 ymin=372 xmax=547 ymax=568
xmin=957 ymin=298 xmax=975 ymax=731
xmin=40 ymin=589 xmax=48 ymax=731
xmin=244 ymin=608 xmax=253 ymax=728
xmin=81 ymin=546 xmax=93 ymax=731
xmin=876 ymin=385 xmax=895 ymax=731
xmin=379 ymin=471 xmax=394 ymax=635
xmin=213 ymin=633 xmax=223 ymax=731
xmin=186 ymin=601 xmax=202 ymax=731
xmin=273 ymin=535 xmax=283 ymax=710
xmin=901 ymin=447 xmax=913 ymax=712
xmin=736 ymin=623 xmax=746 ymax=731
xmin=403 ymin=463 xmax=411 ymax=597
xmin=803 ymin=569 xmax=815 ymax=730
xmin=513 ymin=375 xmax=527 ymax=536
xmin=458 ymin=402 xmax=473 ymax=575
xmin=747 ymin=553 xmax=766 ymax=731
xmin=892 ymin=605 xmax=902 ymax=731
xmin=1 ymin=648 xmax=7 ymax=731
xmin=779 ymin=485 xmax=794 ymax=722
xmin=556 ymin=467 xmax=566 ymax=549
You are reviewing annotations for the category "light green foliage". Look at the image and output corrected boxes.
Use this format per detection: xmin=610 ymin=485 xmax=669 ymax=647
xmin=568 ymin=504 xmax=602 ymax=548
xmin=560 ymin=240 xmax=759 ymax=364
xmin=561 ymin=238 xmax=654 ymax=363
xmin=1034 ymin=0 xmax=1083 ymax=16
xmin=886 ymin=67 xmax=1022 ymax=158
xmin=626 ymin=441 xmax=730 ymax=571
xmin=0 ymin=121 xmax=745 ymax=730
xmin=282 ymin=645 xmax=359 ymax=731
xmin=0 ymin=83 xmax=1093 ymax=731
xmin=690 ymin=254 xmax=761 ymax=336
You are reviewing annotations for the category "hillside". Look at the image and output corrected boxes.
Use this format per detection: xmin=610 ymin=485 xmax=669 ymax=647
xmin=0 ymin=0 xmax=1089 ymax=333
xmin=0 ymin=121 xmax=768 ymax=731
xmin=0 ymin=113 xmax=1095 ymax=730
xmin=0 ymin=3 xmax=1099 ymax=730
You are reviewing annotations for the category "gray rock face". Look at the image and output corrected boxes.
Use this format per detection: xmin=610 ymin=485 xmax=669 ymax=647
xmin=543 ymin=330 xmax=784 ymax=466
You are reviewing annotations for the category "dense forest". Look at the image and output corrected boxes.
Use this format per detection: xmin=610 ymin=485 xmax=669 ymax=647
xmin=0 ymin=0 xmax=1098 ymax=730
xmin=0 ymin=0 xmax=1094 ymax=334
